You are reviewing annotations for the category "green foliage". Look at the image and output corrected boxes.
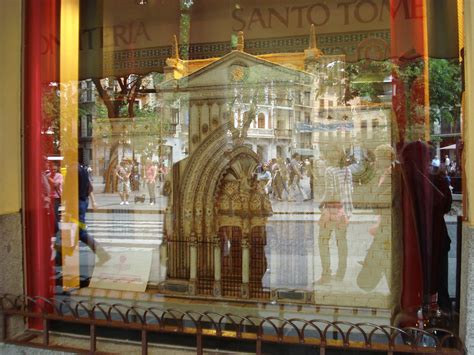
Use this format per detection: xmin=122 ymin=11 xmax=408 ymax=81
xmin=346 ymin=58 xmax=461 ymax=129
xmin=428 ymin=59 xmax=462 ymax=125
xmin=346 ymin=60 xmax=391 ymax=103
xmin=392 ymin=60 xmax=423 ymax=87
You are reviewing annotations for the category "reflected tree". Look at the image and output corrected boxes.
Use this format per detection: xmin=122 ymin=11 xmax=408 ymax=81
xmin=91 ymin=75 xmax=142 ymax=192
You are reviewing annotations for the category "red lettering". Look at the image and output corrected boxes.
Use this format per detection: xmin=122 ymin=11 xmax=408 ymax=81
xmin=390 ymin=0 xmax=411 ymax=20
xmin=411 ymin=0 xmax=424 ymax=19
xmin=41 ymin=35 xmax=51 ymax=55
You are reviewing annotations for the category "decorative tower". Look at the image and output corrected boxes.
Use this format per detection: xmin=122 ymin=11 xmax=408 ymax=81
xmin=164 ymin=35 xmax=185 ymax=80
xmin=304 ymin=24 xmax=323 ymax=72
xmin=236 ymin=31 xmax=245 ymax=52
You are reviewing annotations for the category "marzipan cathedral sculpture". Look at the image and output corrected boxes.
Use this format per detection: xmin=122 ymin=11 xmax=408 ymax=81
xmin=157 ymin=27 xmax=329 ymax=300
xmin=157 ymin=26 xmax=393 ymax=305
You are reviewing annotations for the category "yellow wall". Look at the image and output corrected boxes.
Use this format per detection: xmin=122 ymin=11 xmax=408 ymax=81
xmin=0 ymin=0 xmax=22 ymax=215
xmin=464 ymin=0 xmax=474 ymax=225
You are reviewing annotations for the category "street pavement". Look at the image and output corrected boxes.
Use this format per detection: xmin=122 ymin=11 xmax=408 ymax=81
xmin=72 ymin=177 xmax=461 ymax=298
xmin=86 ymin=217 xmax=163 ymax=247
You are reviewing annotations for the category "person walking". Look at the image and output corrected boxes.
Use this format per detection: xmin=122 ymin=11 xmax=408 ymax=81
xmin=316 ymin=148 xmax=353 ymax=284
xmin=270 ymin=158 xmax=284 ymax=201
xmin=288 ymin=153 xmax=309 ymax=201
xmin=357 ymin=144 xmax=396 ymax=291
xmin=77 ymin=163 xmax=110 ymax=266
xmin=116 ymin=160 xmax=131 ymax=205
xmin=56 ymin=164 xmax=110 ymax=282
xmin=48 ymin=162 xmax=63 ymax=233
xmin=258 ymin=164 xmax=272 ymax=195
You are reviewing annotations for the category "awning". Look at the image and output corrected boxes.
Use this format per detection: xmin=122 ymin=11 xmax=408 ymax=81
xmin=440 ymin=144 xmax=456 ymax=150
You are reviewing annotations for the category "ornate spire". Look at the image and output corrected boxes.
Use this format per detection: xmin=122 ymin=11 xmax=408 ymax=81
xmin=172 ymin=34 xmax=180 ymax=60
xmin=305 ymin=24 xmax=323 ymax=60
xmin=236 ymin=31 xmax=244 ymax=52
xmin=165 ymin=34 xmax=185 ymax=79
xmin=309 ymin=24 xmax=317 ymax=50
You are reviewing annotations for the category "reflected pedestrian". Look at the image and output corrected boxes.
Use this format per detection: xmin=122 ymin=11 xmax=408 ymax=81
xmin=270 ymin=159 xmax=284 ymax=201
xmin=145 ymin=159 xmax=158 ymax=205
xmin=316 ymin=147 xmax=353 ymax=284
xmin=357 ymin=144 xmax=395 ymax=291
xmin=257 ymin=164 xmax=272 ymax=195
xmin=77 ymin=164 xmax=109 ymax=264
xmin=116 ymin=160 xmax=131 ymax=205
xmin=288 ymin=153 xmax=309 ymax=201
xmin=400 ymin=141 xmax=453 ymax=314
xmin=48 ymin=162 xmax=63 ymax=233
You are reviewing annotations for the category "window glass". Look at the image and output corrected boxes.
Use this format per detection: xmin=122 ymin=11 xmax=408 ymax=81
xmin=29 ymin=0 xmax=462 ymax=329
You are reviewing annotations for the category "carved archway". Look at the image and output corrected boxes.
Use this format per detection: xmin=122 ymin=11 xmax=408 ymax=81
xmin=166 ymin=121 xmax=272 ymax=298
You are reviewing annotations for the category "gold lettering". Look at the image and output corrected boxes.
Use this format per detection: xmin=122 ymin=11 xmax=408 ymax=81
xmin=355 ymin=0 xmax=378 ymax=23
xmin=268 ymin=7 xmax=289 ymax=28
xmin=134 ymin=21 xmax=151 ymax=42
xmin=307 ymin=4 xmax=330 ymax=26
xmin=337 ymin=1 xmax=356 ymax=25
xmin=113 ymin=24 xmax=130 ymax=46
xmin=232 ymin=8 xmax=246 ymax=31
xmin=248 ymin=8 xmax=267 ymax=30
xmin=379 ymin=0 xmax=391 ymax=21
xmin=290 ymin=6 xmax=308 ymax=28
xmin=229 ymin=1 xmax=409 ymax=31
xmin=80 ymin=28 xmax=95 ymax=50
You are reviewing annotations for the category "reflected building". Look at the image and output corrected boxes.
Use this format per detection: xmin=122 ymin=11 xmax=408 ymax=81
xmin=156 ymin=28 xmax=345 ymax=163
xmin=158 ymin=27 xmax=399 ymax=314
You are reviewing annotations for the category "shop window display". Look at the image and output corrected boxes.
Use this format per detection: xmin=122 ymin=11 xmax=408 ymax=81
xmin=25 ymin=0 xmax=463 ymax=337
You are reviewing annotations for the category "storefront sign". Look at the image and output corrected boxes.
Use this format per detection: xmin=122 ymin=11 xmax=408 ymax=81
xmin=38 ymin=0 xmax=457 ymax=79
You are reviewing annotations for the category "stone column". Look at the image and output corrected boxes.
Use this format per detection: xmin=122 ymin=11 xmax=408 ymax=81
xmin=159 ymin=236 xmax=168 ymax=281
xmin=213 ymin=235 xmax=221 ymax=297
xmin=460 ymin=225 xmax=474 ymax=353
xmin=241 ymin=236 xmax=250 ymax=299
xmin=188 ymin=232 xmax=198 ymax=295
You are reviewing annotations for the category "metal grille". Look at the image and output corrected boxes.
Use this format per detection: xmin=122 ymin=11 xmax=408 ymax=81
xmin=220 ymin=226 xmax=242 ymax=297
xmin=250 ymin=226 xmax=270 ymax=300
xmin=0 ymin=294 xmax=465 ymax=355
xmin=197 ymin=240 xmax=214 ymax=295
xmin=167 ymin=240 xmax=189 ymax=279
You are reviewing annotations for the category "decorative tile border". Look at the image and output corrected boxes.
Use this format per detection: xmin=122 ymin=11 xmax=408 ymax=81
xmin=100 ymin=30 xmax=390 ymax=76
